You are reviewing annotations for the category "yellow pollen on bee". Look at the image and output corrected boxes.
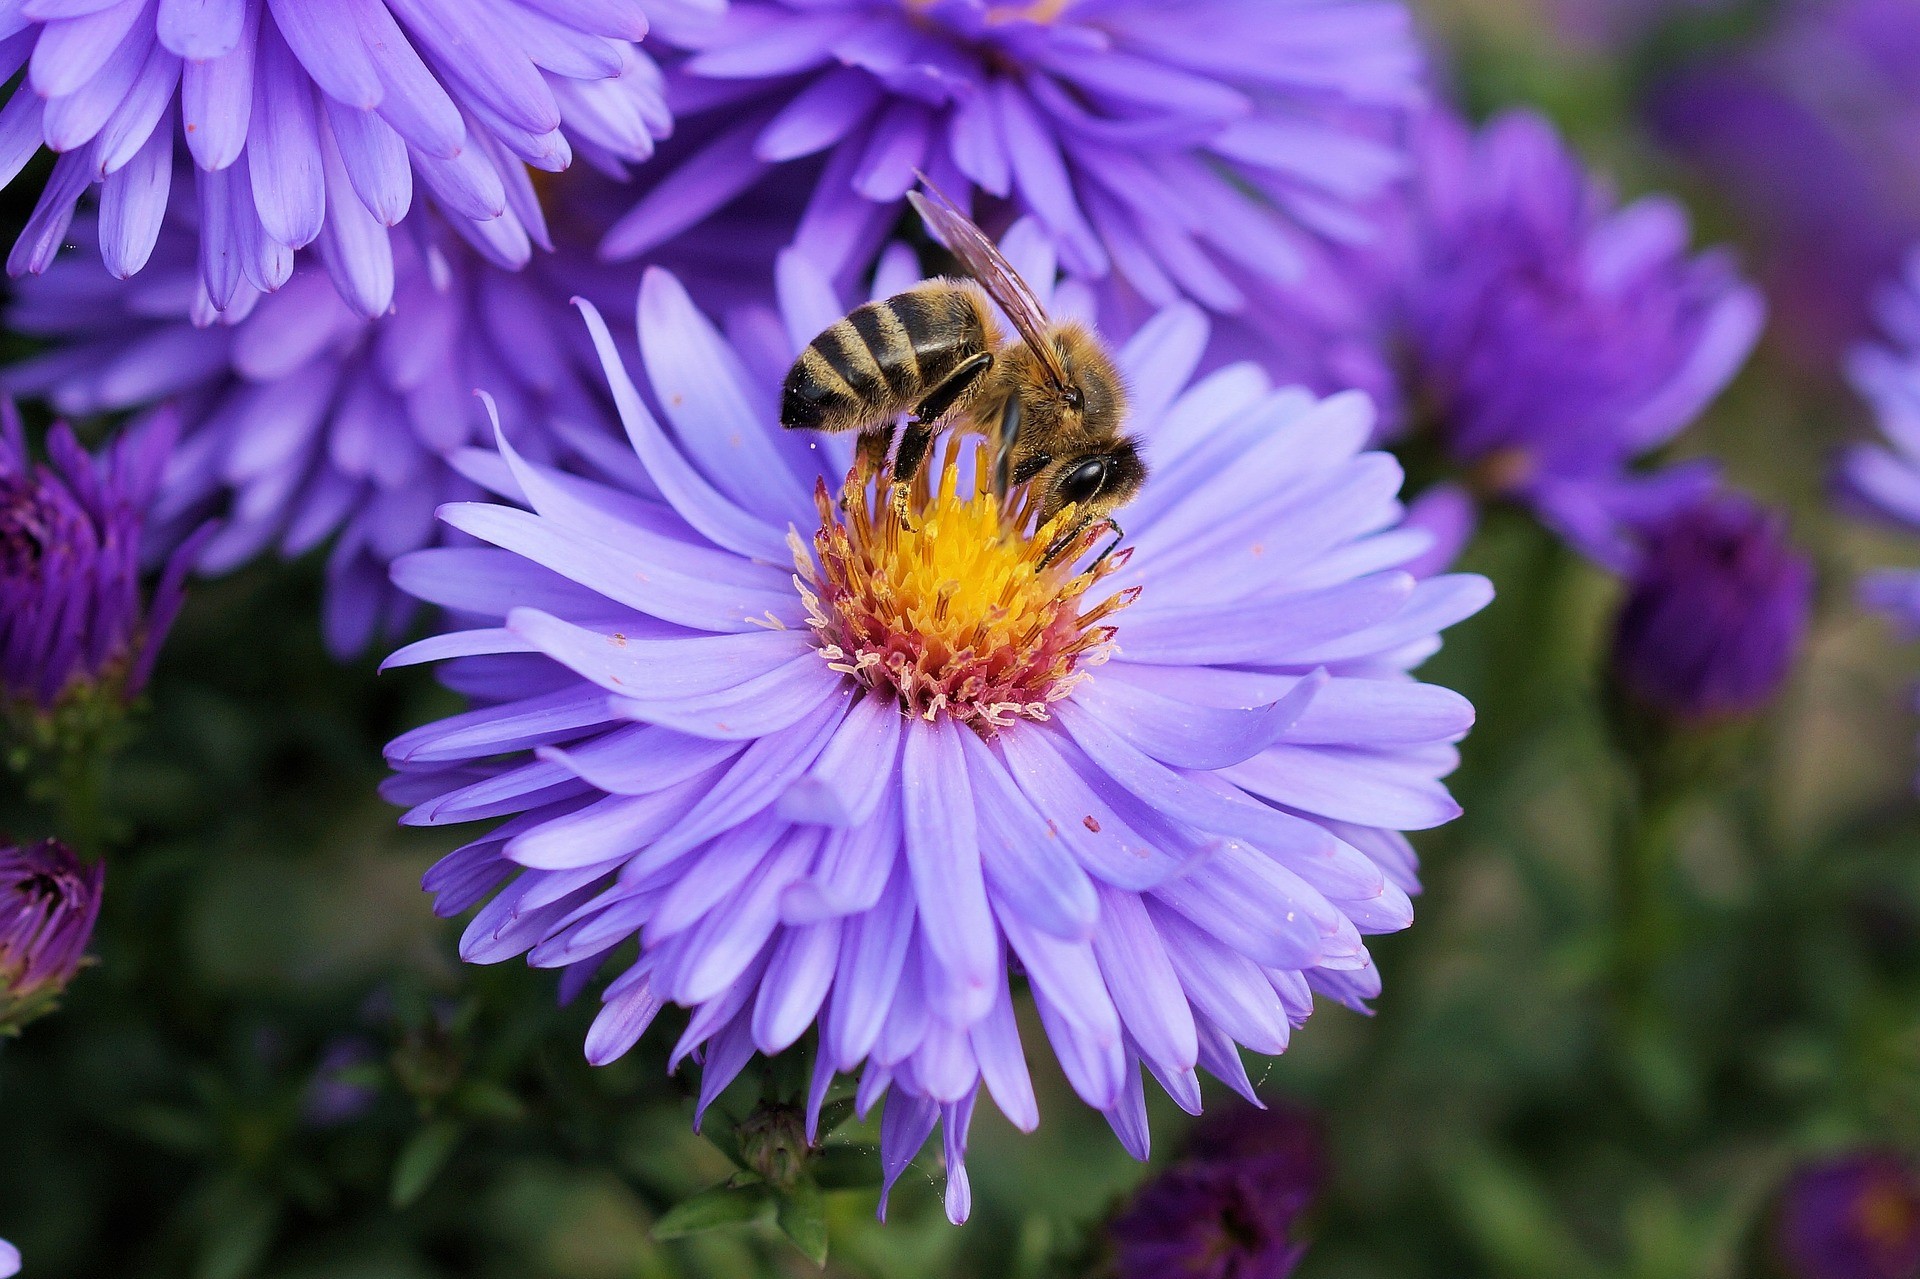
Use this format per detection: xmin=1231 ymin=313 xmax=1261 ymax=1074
xmin=793 ymin=439 xmax=1137 ymax=732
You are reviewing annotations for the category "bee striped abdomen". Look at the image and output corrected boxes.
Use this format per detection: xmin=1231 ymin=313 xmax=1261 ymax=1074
xmin=780 ymin=285 xmax=991 ymax=434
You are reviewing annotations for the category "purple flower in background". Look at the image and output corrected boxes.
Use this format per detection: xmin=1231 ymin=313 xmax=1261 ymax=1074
xmin=1607 ymin=491 xmax=1812 ymax=724
xmin=0 ymin=0 xmax=704 ymax=316
xmin=382 ymin=223 xmax=1488 ymax=1220
xmin=302 ymin=1037 xmax=381 ymax=1127
xmin=1775 ymin=1151 xmax=1920 ymax=1279
xmin=0 ymin=1238 xmax=16 ymax=1279
xmin=1 ymin=405 xmax=195 ymax=715
xmin=0 ymin=837 xmax=103 ymax=1032
xmin=2 ymin=172 xmax=782 ymax=656
xmin=1397 ymin=109 xmax=1764 ymax=569
xmin=1842 ymin=247 xmax=1920 ymax=636
xmin=617 ymin=0 xmax=1421 ymax=310
xmin=1108 ymin=1101 xmax=1325 ymax=1279
xmin=1648 ymin=0 xmax=1920 ymax=369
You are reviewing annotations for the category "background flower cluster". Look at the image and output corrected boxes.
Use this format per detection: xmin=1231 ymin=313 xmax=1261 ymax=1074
xmin=1 ymin=0 xmax=1919 ymax=1276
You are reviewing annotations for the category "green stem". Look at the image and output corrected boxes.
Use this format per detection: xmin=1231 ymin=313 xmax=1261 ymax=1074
xmin=1610 ymin=777 xmax=1684 ymax=1029
xmin=51 ymin=737 xmax=109 ymax=859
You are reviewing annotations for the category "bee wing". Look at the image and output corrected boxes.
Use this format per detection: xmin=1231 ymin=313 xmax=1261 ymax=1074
xmin=908 ymin=183 xmax=1070 ymax=391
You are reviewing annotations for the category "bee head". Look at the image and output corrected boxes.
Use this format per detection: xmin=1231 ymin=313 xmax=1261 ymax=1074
xmin=1033 ymin=437 xmax=1148 ymax=530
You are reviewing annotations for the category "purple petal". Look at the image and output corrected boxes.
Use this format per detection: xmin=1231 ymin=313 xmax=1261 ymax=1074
xmin=751 ymin=919 xmax=841 ymax=1053
xmin=994 ymin=727 xmax=1187 ymax=891
xmin=825 ymin=861 xmax=914 ymax=1070
xmin=778 ymin=692 xmax=902 ymax=825
xmin=157 ymin=0 xmax=246 ymax=58
xmin=180 ymin=0 xmax=259 ymax=170
xmin=1091 ymin=886 xmax=1197 ymax=1075
xmin=247 ymin=18 xmax=325 ymax=248
xmin=960 ymin=729 xmax=1098 ymax=941
xmin=268 ymin=0 xmax=382 ymax=108
xmin=98 ymin=111 xmax=171 ymax=278
xmin=901 ymin=718 xmax=996 ymax=1025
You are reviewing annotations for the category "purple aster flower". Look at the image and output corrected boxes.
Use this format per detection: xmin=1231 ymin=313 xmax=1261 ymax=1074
xmin=612 ymin=0 xmax=1421 ymax=313
xmin=1775 ymin=1151 xmax=1920 ymax=1279
xmin=1393 ymin=108 xmax=1764 ymax=569
xmin=1606 ymin=490 xmax=1812 ymax=724
xmin=1647 ymin=0 xmax=1920 ymax=368
xmin=1107 ymin=1101 xmax=1325 ymax=1279
xmin=382 ymin=221 xmax=1489 ymax=1220
xmin=0 ymin=1238 xmax=16 ymax=1279
xmin=0 ymin=836 xmax=104 ymax=1033
xmin=1 ymin=403 xmax=196 ymax=717
xmin=3 ymin=171 xmax=783 ymax=656
xmin=0 ymin=0 xmax=705 ymax=317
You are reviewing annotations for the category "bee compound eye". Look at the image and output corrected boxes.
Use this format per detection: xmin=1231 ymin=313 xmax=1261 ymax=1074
xmin=1059 ymin=457 xmax=1108 ymax=506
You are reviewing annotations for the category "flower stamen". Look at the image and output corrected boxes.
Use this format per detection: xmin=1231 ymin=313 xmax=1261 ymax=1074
xmin=794 ymin=437 xmax=1136 ymax=732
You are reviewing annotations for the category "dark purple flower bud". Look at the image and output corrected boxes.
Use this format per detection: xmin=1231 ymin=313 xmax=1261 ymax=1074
xmin=1776 ymin=1152 xmax=1920 ymax=1279
xmin=0 ymin=837 xmax=103 ymax=1032
xmin=1108 ymin=1103 xmax=1327 ymax=1279
xmin=1609 ymin=492 xmax=1813 ymax=724
xmin=0 ymin=405 xmax=195 ymax=723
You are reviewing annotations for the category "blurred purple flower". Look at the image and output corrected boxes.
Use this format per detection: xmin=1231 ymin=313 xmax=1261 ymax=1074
xmin=618 ymin=0 xmax=1421 ymax=311
xmin=0 ymin=1237 xmax=16 ymax=1279
xmin=0 ymin=837 xmax=103 ymax=1030
xmin=1398 ymin=109 xmax=1764 ymax=569
xmin=1 ymin=405 xmax=195 ymax=713
xmin=0 ymin=0 xmax=703 ymax=316
xmin=1776 ymin=1151 xmax=1920 ymax=1279
xmin=381 ymin=224 xmax=1487 ymax=1221
xmin=302 ymin=1037 xmax=380 ymax=1127
xmin=1648 ymin=0 xmax=1920 ymax=368
xmin=1108 ymin=1100 xmax=1326 ymax=1279
xmin=3 ymin=172 xmax=784 ymax=656
xmin=1842 ymin=247 xmax=1920 ymax=637
xmin=1608 ymin=490 xmax=1812 ymax=724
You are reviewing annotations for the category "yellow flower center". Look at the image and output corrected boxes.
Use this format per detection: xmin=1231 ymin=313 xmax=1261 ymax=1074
xmin=793 ymin=440 xmax=1135 ymax=732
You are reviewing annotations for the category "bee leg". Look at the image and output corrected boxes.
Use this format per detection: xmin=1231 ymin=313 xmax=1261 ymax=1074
xmin=1039 ymin=517 xmax=1125 ymax=571
xmin=856 ymin=428 xmax=892 ymax=474
xmin=888 ymin=351 xmax=994 ymax=516
xmin=840 ymin=428 xmax=892 ymax=509
xmin=994 ymin=398 xmax=1022 ymax=498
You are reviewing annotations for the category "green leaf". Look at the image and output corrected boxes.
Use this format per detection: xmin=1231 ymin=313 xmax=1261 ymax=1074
xmin=810 ymin=1144 xmax=882 ymax=1190
xmin=703 ymin=1116 xmax=747 ymax=1169
xmin=390 ymin=1119 xmax=463 ymax=1209
xmin=777 ymin=1177 xmax=830 ymax=1266
xmin=652 ymin=1183 xmax=775 ymax=1240
xmin=193 ymin=1186 xmax=278 ymax=1279
xmin=455 ymin=1079 xmax=526 ymax=1124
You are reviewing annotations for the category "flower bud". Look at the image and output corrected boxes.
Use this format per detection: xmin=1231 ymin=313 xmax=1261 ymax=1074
xmin=1106 ymin=1102 xmax=1326 ymax=1279
xmin=0 ymin=836 xmax=103 ymax=1033
xmin=1 ymin=408 xmax=193 ymax=748
xmin=1609 ymin=492 xmax=1813 ymax=725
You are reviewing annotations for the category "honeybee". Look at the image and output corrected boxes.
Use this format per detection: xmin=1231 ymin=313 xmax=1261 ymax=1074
xmin=779 ymin=181 xmax=1145 ymax=560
